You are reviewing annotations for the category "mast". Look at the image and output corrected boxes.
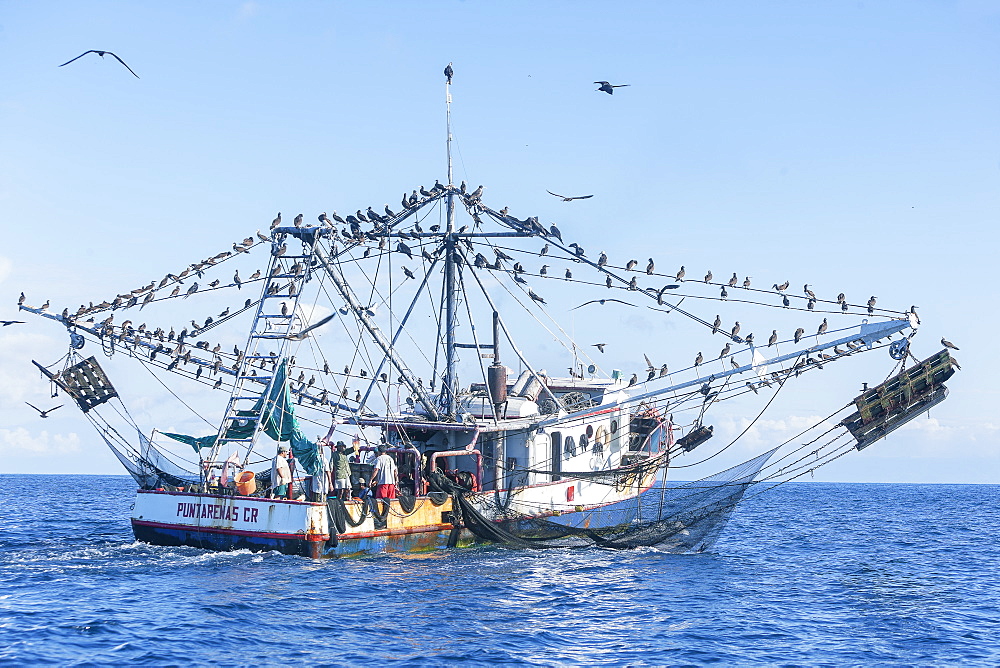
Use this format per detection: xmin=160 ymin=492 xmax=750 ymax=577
xmin=442 ymin=63 xmax=459 ymax=418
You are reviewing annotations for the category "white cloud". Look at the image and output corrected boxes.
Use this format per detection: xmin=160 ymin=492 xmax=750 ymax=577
xmin=238 ymin=1 xmax=259 ymax=20
xmin=0 ymin=256 xmax=11 ymax=285
xmin=0 ymin=427 xmax=81 ymax=455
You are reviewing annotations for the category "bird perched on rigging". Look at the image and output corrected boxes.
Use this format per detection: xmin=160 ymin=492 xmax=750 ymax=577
xmin=794 ymin=327 xmax=805 ymax=343
xmin=768 ymin=330 xmax=778 ymax=347
xmin=804 ymin=284 xmax=817 ymax=300
xmin=59 ymin=50 xmax=139 ymax=78
xmin=728 ymin=273 xmax=738 ymax=288
xmin=396 ymin=242 xmax=413 ymax=259
xmin=659 ymin=364 xmax=668 ymax=377
xmin=694 ymin=352 xmax=704 ymax=367
xmin=719 ymin=343 xmax=731 ymax=358
xmin=528 ymin=289 xmax=546 ymax=304
xmin=625 ymin=259 xmax=637 ymax=271
xmin=548 ymin=225 xmax=562 ymax=242
xmin=444 ymin=62 xmax=454 ymax=83
xmin=731 ymin=322 xmax=740 ymax=339
xmin=402 ymin=266 xmax=416 ymax=280
xmin=594 ymin=81 xmax=629 ymax=94
xmin=675 ymin=266 xmax=685 ymax=282
xmin=704 ymin=270 xmax=712 ymax=283
xmin=817 ymin=318 xmax=828 ymax=336
xmin=646 ymin=259 xmax=655 ymax=275
xmin=597 ymin=252 xmax=608 ymax=267
xmin=743 ymin=276 xmax=752 ymax=289
xmin=183 ymin=283 xmax=198 ymax=299
xmin=712 ymin=315 xmax=722 ymax=334
xmin=546 ymin=190 xmax=594 ymax=202
xmin=773 ymin=280 xmax=789 ymax=292
xmin=941 ymin=337 xmax=959 ymax=351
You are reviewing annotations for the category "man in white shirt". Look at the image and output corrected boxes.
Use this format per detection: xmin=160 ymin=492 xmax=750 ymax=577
xmin=369 ymin=443 xmax=398 ymax=500
xmin=270 ymin=443 xmax=292 ymax=498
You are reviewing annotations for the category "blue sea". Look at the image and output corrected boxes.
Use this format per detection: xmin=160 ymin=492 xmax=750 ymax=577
xmin=0 ymin=475 xmax=997 ymax=665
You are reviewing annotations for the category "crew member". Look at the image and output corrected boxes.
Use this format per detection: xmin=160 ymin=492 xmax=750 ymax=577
xmin=271 ymin=443 xmax=292 ymax=498
xmin=308 ymin=440 xmax=329 ymax=502
xmin=369 ymin=443 xmax=398 ymax=500
xmin=331 ymin=441 xmax=353 ymax=501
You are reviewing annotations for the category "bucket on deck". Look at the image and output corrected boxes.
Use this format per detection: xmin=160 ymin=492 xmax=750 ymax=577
xmin=235 ymin=471 xmax=257 ymax=496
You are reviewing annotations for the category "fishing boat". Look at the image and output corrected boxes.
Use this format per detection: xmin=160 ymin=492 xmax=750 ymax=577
xmin=19 ymin=68 xmax=957 ymax=558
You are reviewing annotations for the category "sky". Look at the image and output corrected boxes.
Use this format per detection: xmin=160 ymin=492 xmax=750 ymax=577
xmin=0 ymin=1 xmax=997 ymax=482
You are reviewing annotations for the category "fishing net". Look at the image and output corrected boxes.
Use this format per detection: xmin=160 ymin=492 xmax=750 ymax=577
xmin=441 ymin=448 xmax=776 ymax=553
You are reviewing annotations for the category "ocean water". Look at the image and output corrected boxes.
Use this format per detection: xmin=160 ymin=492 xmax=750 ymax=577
xmin=0 ymin=475 xmax=997 ymax=666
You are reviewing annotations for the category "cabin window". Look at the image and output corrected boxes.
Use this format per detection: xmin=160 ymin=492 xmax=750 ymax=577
xmin=564 ymin=435 xmax=576 ymax=456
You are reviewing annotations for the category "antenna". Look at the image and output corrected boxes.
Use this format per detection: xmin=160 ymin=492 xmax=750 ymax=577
xmin=442 ymin=62 xmax=459 ymax=418
xmin=445 ymin=61 xmax=454 ymax=187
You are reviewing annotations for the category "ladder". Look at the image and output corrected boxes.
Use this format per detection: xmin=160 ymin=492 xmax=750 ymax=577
xmin=206 ymin=228 xmax=318 ymax=468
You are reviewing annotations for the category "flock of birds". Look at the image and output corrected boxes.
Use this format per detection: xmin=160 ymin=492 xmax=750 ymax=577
xmin=14 ymin=59 xmax=960 ymax=420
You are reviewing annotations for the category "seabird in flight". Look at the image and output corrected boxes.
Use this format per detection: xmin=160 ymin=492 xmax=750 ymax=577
xmin=546 ymin=190 xmax=594 ymax=202
xmin=594 ymin=81 xmax=629 ymax=94
xmin=59 ymin=50 xmax=139 ymax=78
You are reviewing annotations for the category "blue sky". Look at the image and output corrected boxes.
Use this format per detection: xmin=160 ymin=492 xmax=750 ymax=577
xmin=0 ymin=1 xmax=997 ymax=482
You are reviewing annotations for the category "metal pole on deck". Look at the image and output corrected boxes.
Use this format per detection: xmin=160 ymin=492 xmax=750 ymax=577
xmin=442 ymin=66 xmax=459 ymax=421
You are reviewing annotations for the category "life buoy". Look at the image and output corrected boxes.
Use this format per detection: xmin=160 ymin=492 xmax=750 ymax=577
xmin=594 ymin=424 xmax=609 ymax=447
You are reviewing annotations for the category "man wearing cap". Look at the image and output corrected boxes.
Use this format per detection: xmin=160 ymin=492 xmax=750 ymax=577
xmin=369 ymin=443 xmax=398 ymax=501
xmin=270 ymin=443 xmax=292 ymax=498
xmin=331 ymin=441 xmax=353 ymax=501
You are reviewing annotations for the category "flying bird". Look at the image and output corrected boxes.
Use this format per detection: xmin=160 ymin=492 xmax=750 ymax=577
xmin=593 ymin=343 xmax=606 ymax=353
xmin=1 ymin=320 xmax=25 ymax=326
xmin=59 ymin=50 xmax=139 ymax=78
xmin=546 ymin=190 xmax=594 ymax=202
xmin=571 ymin=299 xmax=635 ymax=310
xmin=594 ymin=81 xmax=630 ymax=94
xmin=284 ymin=313 xmax=337 ymax=341
xmin=26 ymin=402 xmax=62 ymax=418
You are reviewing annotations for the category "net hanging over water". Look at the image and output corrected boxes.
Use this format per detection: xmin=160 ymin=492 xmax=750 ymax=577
xmin=448 ymin=448 xmax=777 ymax=553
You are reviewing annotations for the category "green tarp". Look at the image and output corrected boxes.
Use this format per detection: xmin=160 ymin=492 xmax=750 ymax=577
xmin=162 ymin=359 xmax=320 ymax=476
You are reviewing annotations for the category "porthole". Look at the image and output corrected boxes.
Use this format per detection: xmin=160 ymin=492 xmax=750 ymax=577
xmin=610 ymin=419 xmax=619 ymax=434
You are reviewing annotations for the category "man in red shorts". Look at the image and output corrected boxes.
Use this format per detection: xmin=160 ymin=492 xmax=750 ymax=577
xmin=370 ymin=443 xmax=398 ymax=500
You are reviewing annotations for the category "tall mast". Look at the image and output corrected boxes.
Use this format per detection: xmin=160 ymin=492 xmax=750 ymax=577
xmin=442 ymin=63 xmax=459 ymax=418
